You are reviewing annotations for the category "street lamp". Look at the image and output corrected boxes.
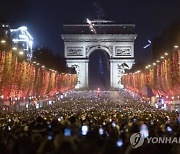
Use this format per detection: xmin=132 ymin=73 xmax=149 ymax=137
xmin=29 ymin=96 xmax=31 ymax=104
xmin=174 ymin=45 xmax=179 ymax=49
xmin=19 ymin=51 xmax=24 ymax=55
xmin=27 ymin=96 xmax=32 ymax=110
xmin=160 ymin=56 xmax=164 ymax=59
xmin=172 ymin=96 xmax=174 ymax=104
xmin=17 ymin=97 xmax=20 ymax=111
xmin=1 ymin=40 xmax=6 ymax=44
xmin=14 ymin=97 xmax=20 ymax=111
xmin=15 ymin=97 xmax=18 ymax=111
xmin=12 ymin=47 xmax=17 ymax=50
xmin=0 ymin=95 xmax=4 ymax=112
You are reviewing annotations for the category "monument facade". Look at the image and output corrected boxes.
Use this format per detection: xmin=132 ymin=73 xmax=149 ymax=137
xmin=62 ymin=20 xmax=137 ymax=89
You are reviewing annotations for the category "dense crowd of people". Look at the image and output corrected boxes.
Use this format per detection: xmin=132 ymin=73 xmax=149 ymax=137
xmin=0 ymin=90 xmax=180 ymax=154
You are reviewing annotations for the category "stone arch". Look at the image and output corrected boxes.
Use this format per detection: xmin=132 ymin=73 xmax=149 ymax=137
xmin=62 ymin=23 xmax=137 ymax=90
xmin=88 ymin=49 xmax=111 ymax=90
xmin=86 ymin=45 xmax=112 ymax=58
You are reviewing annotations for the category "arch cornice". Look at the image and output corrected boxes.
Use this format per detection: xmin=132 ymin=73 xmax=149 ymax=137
xmin=62 ymin=34 xmax=137 ymax=42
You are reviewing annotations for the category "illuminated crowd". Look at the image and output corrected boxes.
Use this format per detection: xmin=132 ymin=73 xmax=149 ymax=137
xmin=0 ymin=90 xmax=180 ymax=154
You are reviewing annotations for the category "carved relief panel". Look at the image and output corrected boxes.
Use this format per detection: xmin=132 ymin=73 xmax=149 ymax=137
xmin=67 ymin=47 xmax=83 ymax=56
xmin=115 ymin=46 xmax=132 ymax=57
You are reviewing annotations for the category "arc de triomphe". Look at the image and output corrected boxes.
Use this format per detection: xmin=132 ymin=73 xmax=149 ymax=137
xmin=62 ymin=20 xmax=137 ymax=90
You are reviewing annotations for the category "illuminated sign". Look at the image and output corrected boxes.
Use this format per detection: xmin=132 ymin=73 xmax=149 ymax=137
xmin=18 ymin=34 xmax=27 ymax=39
xmin=10 ymin=26 xmax=33 ymax=61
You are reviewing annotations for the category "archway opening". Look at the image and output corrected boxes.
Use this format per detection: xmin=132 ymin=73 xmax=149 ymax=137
xmin=88 ymin=50 xmax=110 ymax=90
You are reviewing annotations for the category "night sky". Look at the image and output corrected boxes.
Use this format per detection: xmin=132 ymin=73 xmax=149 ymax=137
xmin=1 ymin=0 xmax=180 ymax=60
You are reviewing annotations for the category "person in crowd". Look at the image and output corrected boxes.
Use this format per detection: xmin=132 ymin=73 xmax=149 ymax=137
xmin=0 ymin=90 xmax=179 ymax=154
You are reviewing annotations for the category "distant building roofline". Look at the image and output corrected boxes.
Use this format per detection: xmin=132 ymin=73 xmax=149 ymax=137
xmin=63 ymin=24 xmax=135 ymax=27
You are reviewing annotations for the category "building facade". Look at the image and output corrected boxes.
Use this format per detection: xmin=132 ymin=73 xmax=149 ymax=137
xmin=0 ymin=24 xmax=33 ymax=61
